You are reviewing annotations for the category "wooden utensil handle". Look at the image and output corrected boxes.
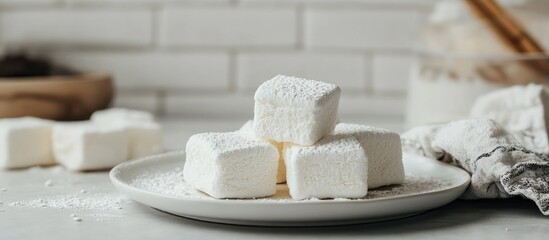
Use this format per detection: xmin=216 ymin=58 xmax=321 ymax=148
xmin=464 ymin=0 xmax=549 ymax=77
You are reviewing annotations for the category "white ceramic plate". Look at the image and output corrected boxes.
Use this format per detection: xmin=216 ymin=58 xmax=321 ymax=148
xmin=110 ymin=151 xmax=470 ymax=226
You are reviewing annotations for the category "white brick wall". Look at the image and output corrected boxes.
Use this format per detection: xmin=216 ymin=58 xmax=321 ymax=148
xmin=0 ymin=0 xmax=437 ymax=118
xmin=50 ymin=51 xmax=230 ymax=90
xmin=159 ymin=8 xmax=297 ymax=48
xmin=237 ymin=52 xmax=367 ymax=93
xmin=0 ymin=9 xmax=152 ymax=47
xmin=372 ymin=53 xmax=415 ymax=93
xmin=114 ymin=91 xmax=159 ymax=113
xmin=166 ymin=94 xmax=254 ymax=118
xmin=305 ymin=9 xmax=418 ymax=50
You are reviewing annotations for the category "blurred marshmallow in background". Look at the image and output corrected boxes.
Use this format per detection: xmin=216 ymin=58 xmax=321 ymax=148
xmin=91 ymin=108 xmax=163 ymax=160
xmin=52 ymin=121 xmax=129 ymax=171
xmin=0 ymin=117 xmax=54 ymax=169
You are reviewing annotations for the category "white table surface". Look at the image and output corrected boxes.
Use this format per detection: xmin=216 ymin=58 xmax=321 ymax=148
xmin=1 ymin=117 xmax=548 ymax=240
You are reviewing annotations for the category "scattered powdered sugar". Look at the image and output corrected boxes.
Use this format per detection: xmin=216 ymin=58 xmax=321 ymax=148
xmin=44 ymin=180 xmax=53 ymax=187
xmin=129 ymin=167 xmax=456 ymax=202
xmin=363 ymin=176 xmax=454 ymax=199
xmin=8 ymin=193 xmax=128 ymax=210
xmin=130 ymin=167 xmax=209 ymax=199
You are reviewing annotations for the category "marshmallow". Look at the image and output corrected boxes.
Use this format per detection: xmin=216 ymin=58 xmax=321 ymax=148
xmin=284 ymin=134 xmax=368 ymax=200
xmin=52 ymin=122 xmax=129 ymax=171
xmin=470 ymin=84 xmax=549 ymax=154
xmin=125 ymin=122 xmax=163 ymax=159
xmin=0 ymin=117 xmax=54 ymax=169
xmin=334 ymin=123 xmax=404 ymax=189
xmin=239 ymin=120 xmax=286 ymax=183
xmin=91 ymin=108 xmax=163 ymax=159
xmin=184 ymin=132 xmax=279 ymax=198
xmin=91 ymin=108 xmax=154 ymax=124
xmin=239 ymin=120 xmax=254 ymax=134
xmin=253 ymin=75 xmax=340 ymax=146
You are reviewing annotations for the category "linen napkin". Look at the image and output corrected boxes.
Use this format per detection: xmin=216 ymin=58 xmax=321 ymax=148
xmin=402 ymin=119 xmax=549 ymax=215
xmin=470 ymin=84 xmax=549 ymax=154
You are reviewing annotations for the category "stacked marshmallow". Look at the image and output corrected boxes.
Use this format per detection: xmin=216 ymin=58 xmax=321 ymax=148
xmin=0 ymin=108 xmax=163 ymax=171
xmin=184 ymin=75 xmax=404 ymax=200
xmin=239 ymin=120 xmax=286 ymax=183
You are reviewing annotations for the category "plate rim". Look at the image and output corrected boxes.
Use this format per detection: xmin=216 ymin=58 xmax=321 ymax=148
xmin=110 ymin=151 xmax=471 ymax=205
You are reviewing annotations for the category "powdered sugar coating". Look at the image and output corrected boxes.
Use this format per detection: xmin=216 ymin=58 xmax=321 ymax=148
xmin=253 ymin=75 xmax=340 ymax=145
xmin=131 ymin=167 xmax=207 ymax=199
xmin=335 ymin=123 xmax=394 ymax=135
xmin=239 ymin=120 xmax=286 ymax=183
xmin=254 ymin=75 xmax=340 ymax=107
xmin=284 ymin=134 xmax=368 ymax=200
xmin=184 ymin=131 xmax=279 ymax=198
xmin=188 ymin=132 xmax=275 ymax=155
xmin=334 ymin=123 xmax=404 ymax=189
xmin=288 ymin=134 xmax=361 ymax=156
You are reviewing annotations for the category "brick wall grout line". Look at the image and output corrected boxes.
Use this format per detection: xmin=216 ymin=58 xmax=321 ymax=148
xmin=156 ymin=90 xmax=166 ymax=117
xmin=292 ymin=3 xmax=432 ymax=11
xmin=26 ymin=47 xmax=418 ymax=54
xmin=364 ymin=52 xmax=374 ymax=95
xmin=228 ymin=50 xmax=237 ymax=93
xmin=235 ymin=1 xmax=433 ymax=10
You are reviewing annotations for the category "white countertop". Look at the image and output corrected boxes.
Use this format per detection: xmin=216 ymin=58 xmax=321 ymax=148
xmin=1 ymin=118 xmax=548 ymax=240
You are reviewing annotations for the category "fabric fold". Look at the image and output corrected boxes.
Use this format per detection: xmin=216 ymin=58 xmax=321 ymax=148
xmin=402 ymin=119 xmax=549 ymax=215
